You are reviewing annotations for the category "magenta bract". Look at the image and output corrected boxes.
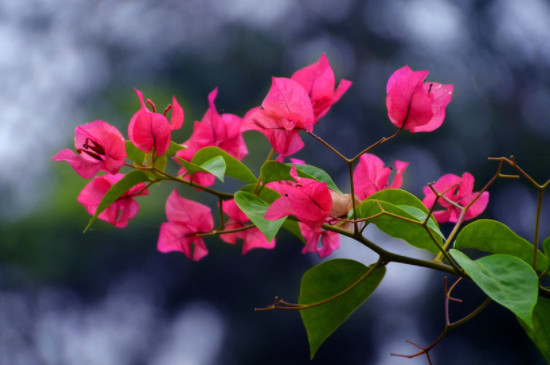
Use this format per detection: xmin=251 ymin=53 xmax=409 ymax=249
xmin=386 ymin=65 xmax=453 ymax=133
xmin=157 ymin=189 xmax=214 ymax=261
xmin=299 ymin=223 xmax=340 ymax=258
xmin=220 ymin=199 xmax=275 ymax=254
xmin=353 ymin=153 xmax=409 ymax=200
xmin=52 ymin=120 xmax=127 ymax=179
xmin=291 ymin=54 xmax=352 ymax=120
xmin=77 ymin=173 xmax=148 ymax=228
xmin=176 ymin=89 xmax=247 ymax=186
xmin=265 ymin=165 xmax=332 ymax=230
xmin=242 ymin=77 xmax=315 ymax=157
xmin=128 ymin=89 xmax=184 ymax=156
xmin=422 ymin=172 xmax=489 ymax=223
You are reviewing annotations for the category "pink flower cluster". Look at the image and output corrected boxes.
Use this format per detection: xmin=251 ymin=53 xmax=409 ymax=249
xmin=157 ymin=190 xmax=213 ymax=261
xmin=353 ymin=154 xmax=409 ymax=201
xmin=422 ymin=172 xmax=489 ymax=223
xmin=53 ymin=90 xmax=185 ymax=227
xmin=221 ymin=199 xmax=275 ymax=254
xmin=386 ymin=65 xmax=453 ymax=133
xmin=176 ymin=89 xmax=248 ymax=186
xmin=266 ymin=165 xmax=337 ymax=258
xmin=52 ymin=54 xmax=489 ymax=262
xmin=260 ymin=153 xmax=410 ymax=258
xmin=242 ymin=54 xmax=352 ymax=158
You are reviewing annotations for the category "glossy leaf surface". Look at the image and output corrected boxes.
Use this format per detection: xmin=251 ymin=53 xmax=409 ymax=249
xmin=234 ymin=191 xmax=285 ymax=241
xmin=450 ymin=249 xmax=538 ymax=327
xmin=177 ymin=156 xmax=226 ymax=182
xmin=455 ymin=219 xmax=547 ymax=272
xmin=357 ymin=200 xmax=442 ymax=254
xmin=193 ymin=146 xmax=257 ymax=183
xmin=299 ymin=259 xmax=385 ymax=359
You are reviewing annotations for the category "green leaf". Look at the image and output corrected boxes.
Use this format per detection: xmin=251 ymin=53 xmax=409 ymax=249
xmin=125 ymin=140 xmax=146 ymax=165
xmin=454 ymin=219 xmax=547 ymax=272
xmin=293 ymin=164 xmax=342 ymax=193
xmin=260 ymin=161 xmax=292 ymax=183
xmin=260 ymin=161 xmax=342 ymax=193
xmin=299 ymin=259 xmax=385 ymax=359
xmin=199 ymin=156 xmax=226 ymax=182
xmin=450 ymin=249 xmax=538 ymax=327
xmin=234 ymin=191 xmax=285 ymax=241
xmin=83 ymin=170 xmax=151 ymax=232
xmin=239 ymin=184 xmax=280 ymax=204
xmin=177 ymin=156 xmax=226 ymax=182
xmin=356 ymin=200 xmax=442 ymax=254
xmin=518 ymin=296 xmax=550 ymax=364
xmin=239 ymin=184 xmax=304 ymax=243
xmin=281 ymin=219 xmax=305 ymax=243
xmin=153 ymin=155 xmax=168 ymax=172
xmin=192 ymin=146 xmax=257 ymax=183
xmin=398 ymin=205 xmax=445 ymax=240
xmin=365 ymin=188 xmax=444 ymax=240
xmin=367 ymin=188 xmax=432 ymax=214
xmin=164 ymin=141 xmax=185 ymax=156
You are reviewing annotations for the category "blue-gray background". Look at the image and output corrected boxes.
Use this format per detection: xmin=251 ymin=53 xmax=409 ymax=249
xmin=1 ymin=0 xmax=549 ymax=364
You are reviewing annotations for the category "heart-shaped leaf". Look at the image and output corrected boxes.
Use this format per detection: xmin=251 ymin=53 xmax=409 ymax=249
xmin=299 ymin=259 xmax=385 ymax=359
xmin=455 ymin=219 xmax=547 ymax=272
xmin=450 ymin=249 xmax=538 ymax=328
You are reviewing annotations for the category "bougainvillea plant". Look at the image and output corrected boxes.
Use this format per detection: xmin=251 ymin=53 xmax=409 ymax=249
xmin=53 ymin=54 xmax=550 ymax=364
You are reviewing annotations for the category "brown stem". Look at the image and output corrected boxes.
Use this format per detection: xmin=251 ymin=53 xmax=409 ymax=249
xmin=350 ymin=125 xmax=404 ymax=163
xmin=392 ymin=279 xmax=491 ymax=362
xmin=151 ymin=167 xmax=234 ymax=200
xmin=434 ymin=160 xmax=504 ymax=262
xmin=306 ymin=131 xmax=349 ymax=162
xmin=489 ymin=156 xmax=549 ymax=271
xmin=348 ymin=160 xmax=358 ymax=234
xmin=254 ymin=148 xmax=275 ymax=195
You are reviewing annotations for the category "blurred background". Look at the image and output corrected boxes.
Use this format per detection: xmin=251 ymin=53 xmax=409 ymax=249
xmin=1 ymin=0 xmax=549 ymax=364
